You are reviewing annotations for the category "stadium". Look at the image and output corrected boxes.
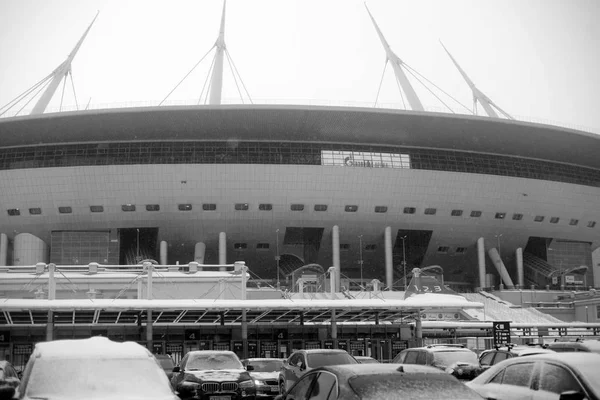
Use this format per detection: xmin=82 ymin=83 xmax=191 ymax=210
xmin=0 ymin=2 xmax=599 ymax=365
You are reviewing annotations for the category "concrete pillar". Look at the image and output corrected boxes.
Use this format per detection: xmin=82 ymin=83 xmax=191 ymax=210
xmin=329 ymin=267 xmax=337 ymax=293
xmin=0 ymin=233 xmax=7 ymax=266
xmin=331 ymin=310 xmax=337 ymax=339
xmin=332 ymin=226 xmax=340 ymax=292
xmin=384 ymin=227 xmax=393 ymax=290
xmin=46 ymin=263 xmax=55 ymax=341
xmin=219 ymin=232 xmax=227 ymax=271
xmin=516 ymin=247 xmax=524 ymax=289
xmin=488 ymin=248 xmax=515 ymax=288
xmin=477 ymin=238 xmax=486 ymax=289
xmin=415 ymin=311 xmax=423 ymax=347
xmin=146 ymin=261 xmax=153 ymax=351
xmin=195 ymin=242 xmax=206 ymax=264
xmin=240 ymin=264 xmax=248 ymax=358
xmin=160 ymin=241 xmax=167 ymax=265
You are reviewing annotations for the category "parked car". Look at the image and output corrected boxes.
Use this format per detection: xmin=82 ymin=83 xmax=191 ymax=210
xmin=242 ymin=358 xmax=285 ymax=399
xmin=278 ymin=349 xmax=358 ymax=393
xmin=354 ymin=356 xmax=379 ymax=364
xmin=547 ymin=338 xmax=600 ymax=354
xmin=392 ymin=344 xmax=481 ymax=380
xmin=467 ymin=352 xmax=600 ymax=400
xmin=9 ymin=336 xmax=179 ymax=400
xmin=155 ymin=354 xmax=176 ymax=381
xmin=274 ymin=364 xmax=483 ymax=400
xmin=478 ymin=343 xmax=555 ymax=371
xmin=171 ymin=350 xmax=256 ymax=400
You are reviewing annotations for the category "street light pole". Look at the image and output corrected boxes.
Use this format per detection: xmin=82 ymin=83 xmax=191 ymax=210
xmin=275 ymin=229 xmax=281 ymax=289
xmin=358 ymin=235 xmax=364 ymax=290
xmin=401 ymin=235 xmax=407 ymax=290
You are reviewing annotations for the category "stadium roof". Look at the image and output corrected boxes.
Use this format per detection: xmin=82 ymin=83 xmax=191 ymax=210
xmin=1 ymin=105 xmax=599 ymax=170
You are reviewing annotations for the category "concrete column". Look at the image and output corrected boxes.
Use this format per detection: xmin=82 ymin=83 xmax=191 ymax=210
xmin=516 ymin=247 xmax=524 ymax=289
xmin=195 ymin=242 xmax=206 ymax=264
xmin=160 ymin=241 xmax=167 ymax=265
xmin=219 ymin=232 xmax=227 ymax=271
xmin=384 ymin=227 xmax=393 ymax=290
xmin=241 ymin=264 xmax=248 ymax=358
xmin=332 ymin=226 xmax=340 ymax=292
xmin=488 ymin=248 xmax=515 ymax=288
xmin=0 ymin=233 xmax=7 ymax=266
xmin=415 ymin=311 xmax=423 ymax=347
xmin=477 ymin=238 xmax=486 ymax=289
xmin=46 ymin=263 xmax=55 ymax=341
xmin=146 ymin=261 xmax=153 ymax=351
xmin=331 ymin=310 xmax=337 ymax=339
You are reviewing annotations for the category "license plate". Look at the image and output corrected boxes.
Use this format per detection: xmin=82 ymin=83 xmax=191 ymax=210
xmin=209 ymin=397 xmax=230 ymax=400
xmin=270 ymin=386 xmax=279 ymax=392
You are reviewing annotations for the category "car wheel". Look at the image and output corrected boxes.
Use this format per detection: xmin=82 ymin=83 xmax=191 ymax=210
xmin=279 ymin=380 xmax=286 ymax=394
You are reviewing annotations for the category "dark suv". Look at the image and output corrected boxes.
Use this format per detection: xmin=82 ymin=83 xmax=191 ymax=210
xmin=392 ymin=344 xmax=481 ymax=380
xmin=478 ymin=343 xmax=554 ymax=371
xmin=171 ymin=350 xmax=256 ymax=400
xmin=278 ymin=349 xmax=358 ymax=393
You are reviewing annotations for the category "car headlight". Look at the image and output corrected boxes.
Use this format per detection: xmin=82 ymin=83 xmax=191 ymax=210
xmin=239 ymin=380 xmax=255 ymax=389
xmin=254 ymin=379 xmax=266 ymax=386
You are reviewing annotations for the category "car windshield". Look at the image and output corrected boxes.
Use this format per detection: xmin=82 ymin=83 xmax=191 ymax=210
xmin=187 ymin=353 xmax=244 ymax=371
xmin=306 ymin=353 xmax=358 ymax=368
xmin=432 ymin=351 xmax=479 ymax=369
xmin=25 ymin=358 xmax=173 ymax=399
xmin=247 ymin=359 xmax=284 ymax=372
xmin=349 ymin=373 xmax=482 ymax=400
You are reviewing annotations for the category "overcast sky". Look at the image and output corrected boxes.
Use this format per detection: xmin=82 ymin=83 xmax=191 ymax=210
xmin=1 ymin=0 xmax=599 ymax=133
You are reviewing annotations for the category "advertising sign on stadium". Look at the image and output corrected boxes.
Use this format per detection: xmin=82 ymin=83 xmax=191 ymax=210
xmin=321 ymin=150 xmax=410 ymax=169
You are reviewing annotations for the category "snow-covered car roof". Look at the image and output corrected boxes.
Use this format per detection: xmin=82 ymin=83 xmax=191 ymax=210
xmin=34 ymin=336 xmax=153 ymax=359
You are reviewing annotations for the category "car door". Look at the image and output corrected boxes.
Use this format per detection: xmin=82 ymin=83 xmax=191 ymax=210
xmin=284 ymin=371 xmax=319 ymax=400
xmin=472 ymin=361 xmax=537 ymax=400
xmin=532 ymin=361 xmax=589 ymax=400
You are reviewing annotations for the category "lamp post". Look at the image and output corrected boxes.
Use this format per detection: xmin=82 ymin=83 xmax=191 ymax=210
xmin=400 ymin=235 xmax=407 ymax=290
xmin=358 ymin=235 xmax=364 ymax=290
xmin=275 ymin=229 xmax=281 ymax=289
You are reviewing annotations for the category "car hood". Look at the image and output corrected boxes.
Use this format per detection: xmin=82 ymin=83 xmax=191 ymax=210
xmin=249 ymin=371 xmax=278 ymax=380
xmin=186 ymin=369 xmax=250 ymax=381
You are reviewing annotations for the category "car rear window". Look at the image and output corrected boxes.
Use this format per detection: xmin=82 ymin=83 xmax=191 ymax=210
xmin=431 ymin=350 xmax=478 ymax=369
xmin=349 ymin=373 xmax=482 ymax=399
xmin=306 ymin=352 xmax=358 ymax=368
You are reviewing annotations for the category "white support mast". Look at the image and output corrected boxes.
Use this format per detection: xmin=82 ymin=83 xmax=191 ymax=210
xmin=208 ymin=1 xmax=227 ymax=105
xmin=30 ymin=12 xmax=99 ymax=115
xmin=365 ymin=4 xmax=424 ymax=112
xmin=440 ymin=41 xmax=513 ymax=120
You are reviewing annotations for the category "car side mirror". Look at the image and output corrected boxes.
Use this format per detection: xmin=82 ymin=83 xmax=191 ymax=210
xmin=172 ymin=366 xmax=181 ymax=373
xmin=246 ymin=365 xmax=254 ymax=371
xmin=0 ymin=386 xmax=15 ymax=400
xmin=559 ymin=391 xmax=586 ymax=400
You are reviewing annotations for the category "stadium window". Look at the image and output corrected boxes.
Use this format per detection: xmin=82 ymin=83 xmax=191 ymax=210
xmin=121 ymin=204 xmax=136 ymax=212
xmin=374 ymin=206 xmax=388 ymax=213
xmin=569 ymin=219 xmax=579 ymax=226
xmin=256 ymin=243 xmax=270 ymax=250
xmin=365 ymin=244 xmax=377 ymax=251
xmin=7 ymin=208 xmax=20 ymax=216
xmin=470 ymin=210 xmax=482 ymax=218
xmin=290 ymin=204 xmax=305 ymax=211
xmin=451 ymin=209 xmax=463 ymax=217
xmin=178 ymin=204 xmax=192 ymax=211
xmin=345 ymin=205 xmax=359 ymax=212
xmin=203 ymin=203 xmax=217 ymax=211
xmin=235 ymin=203 xmax=249 ymax=211
xmin=234 ymin=243 xmax=247 ymax=250
xmin=340 ymin=243 xmax=350 ymax=251
xmin=495 ymin=212 xmax=506 ymax=219
xmin=424 ymin=208 xmax=437 ymax=215
xmin=145 ymin=204 xmax=160 ymax=212
xmin=588 ymin=221 xmax=597 ymax=228
xmin=512 ymin=213 xmax=523 ymax=221
xmin=534 ymin=215 xmax=545 ymax=222
xmin=550 ymin=217 xmax=560 ymax=224
xmin=437 ymin=246 xmax=450 ymax=253
xmin=455 ymin=247 xmax=467 ymax=254
xmin=403 ymin=207 xmax=416 ymax=214
xmin=314 ymin=204 xmax=328 ymax=212
xmin=259 ymin=203 xmax=273 ymax=211
xmin=29 ymin=208 xmax=42 ymax=215
xmin=58 ymin=206 xmax=72 ymax=214
xmin=90 ymin=205 xmax=104 ymax=213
